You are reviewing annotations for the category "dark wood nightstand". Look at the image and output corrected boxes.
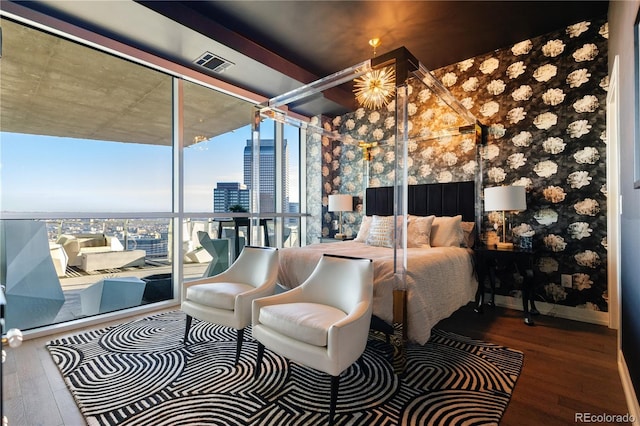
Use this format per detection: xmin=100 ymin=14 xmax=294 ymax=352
xmin=474 ymin=244 xmax=539 ymax=325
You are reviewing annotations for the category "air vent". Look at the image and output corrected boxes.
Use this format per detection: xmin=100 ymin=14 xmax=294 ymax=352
xmin=193 ymin=51 xmax=234 ymax=73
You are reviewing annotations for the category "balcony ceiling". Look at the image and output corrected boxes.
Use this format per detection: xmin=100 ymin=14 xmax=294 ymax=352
xmin=1 ymin=0 xmax=608 ymax=145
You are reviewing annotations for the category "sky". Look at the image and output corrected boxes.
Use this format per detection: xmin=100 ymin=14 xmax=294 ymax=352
xmin=0 ymin=123 xmax=299 ymax=213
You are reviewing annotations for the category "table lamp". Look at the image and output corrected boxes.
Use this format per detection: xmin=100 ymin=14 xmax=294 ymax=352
xmin=484 ymin=185 xmax=526 ymax=249
xmin=328 ymin=194 xmax=353 ymax=239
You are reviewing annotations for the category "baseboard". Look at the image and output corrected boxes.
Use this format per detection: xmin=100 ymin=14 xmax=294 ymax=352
xmin=492 ymin=295 xmax=609 ymax=325
xmin=618 ymin=351 xmax=640 ymax=425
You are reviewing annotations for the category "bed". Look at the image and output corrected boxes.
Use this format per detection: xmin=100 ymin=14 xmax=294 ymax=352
xmin=277 ymin=181 xmax=478 ymax=345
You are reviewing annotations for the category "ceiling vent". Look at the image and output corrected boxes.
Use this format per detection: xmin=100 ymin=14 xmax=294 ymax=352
xmin=193 ymin=51 xmax=234 ymax=73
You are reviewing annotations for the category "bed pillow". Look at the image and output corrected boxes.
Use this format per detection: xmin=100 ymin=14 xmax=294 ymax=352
xmin=407 ymin=215 xmax=435 ymax=248
xmin=461 ymin=221 xmax=476 ymax=248
xmin=365 ymin=215 xmax=395 ymax=248
xmin=430 ymin=215 xmax=464 ymax=247
xmin=353 ymin=215 xmax=373 ymax=242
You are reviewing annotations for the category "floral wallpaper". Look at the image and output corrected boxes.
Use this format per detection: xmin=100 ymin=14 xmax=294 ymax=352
xmin=305 ymin=125 xmax=324 ymax=244
xmin=317 ymin=80 xmax=479 ymax=239
xmin=310 ymin=16 xmax=609 ymax=313
xmin=436 ymin=17 xmax=609 ymax=312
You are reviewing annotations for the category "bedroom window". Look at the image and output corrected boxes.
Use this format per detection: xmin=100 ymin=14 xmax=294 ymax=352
xmin=0 ymin=16 xmax=294 ymax=334
xmin=0 ymin=17 xmax=174 ymax=331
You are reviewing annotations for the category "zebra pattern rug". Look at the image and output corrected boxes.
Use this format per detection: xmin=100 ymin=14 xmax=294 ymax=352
xmin=47 ymin=310 xmax=523 ymax=425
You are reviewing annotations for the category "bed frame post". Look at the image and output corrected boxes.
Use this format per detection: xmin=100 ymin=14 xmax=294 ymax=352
xmin=393 ymin=289 xmax=407 ymax=342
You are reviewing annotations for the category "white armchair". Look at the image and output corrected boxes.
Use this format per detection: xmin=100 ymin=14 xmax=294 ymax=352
xmin=181 ymin=246 xmax=279 ymax=365
xmin=252 ymin=254 xmax=373 ymax=425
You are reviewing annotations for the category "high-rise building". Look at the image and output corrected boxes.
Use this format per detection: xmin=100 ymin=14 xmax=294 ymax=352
xmin=213 ymin=182 xmax=250 ymax=212
xmin=243 ymin=139 xmax=289 ymax=213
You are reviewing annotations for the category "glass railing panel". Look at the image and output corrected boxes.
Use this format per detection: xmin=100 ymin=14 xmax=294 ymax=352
xmin=0 ymin=218 xmax=174 ymax=331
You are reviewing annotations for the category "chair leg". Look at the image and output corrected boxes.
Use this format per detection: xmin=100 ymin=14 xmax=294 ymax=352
xmin=235 ymin=328 xmax=244 ymax=366
xmin=255 ymin=342 xmax=265 ymax=379
xmin=329 ymin=375 xmax=339 ymax=426
xmin=183 ymin=315 xmax=193 ymax=344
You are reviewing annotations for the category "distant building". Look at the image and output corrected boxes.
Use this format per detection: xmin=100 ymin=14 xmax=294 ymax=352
xmin=287 ymin=202 xmax=299 ymax=226
xmin=213 ymin=182 xmax=250 ymax=212
xmin=128 ymin=237 xmax=168 ymax=258
xmin=243 ymin=139 xmax=289 ymax=213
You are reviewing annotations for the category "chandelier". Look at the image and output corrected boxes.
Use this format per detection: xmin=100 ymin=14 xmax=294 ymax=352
xmin=353 ymin=38 xmax=396 ymax=109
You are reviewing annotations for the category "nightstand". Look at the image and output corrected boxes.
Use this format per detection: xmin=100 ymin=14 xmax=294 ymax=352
xmin=474 ymin=244 xmax=539 ymax=325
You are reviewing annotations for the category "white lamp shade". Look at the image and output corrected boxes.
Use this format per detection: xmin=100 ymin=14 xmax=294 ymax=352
xmin=484 ymin=186 xmax=526 ymax=212
xmin=328 ymin=194 xmax=353 ymax=212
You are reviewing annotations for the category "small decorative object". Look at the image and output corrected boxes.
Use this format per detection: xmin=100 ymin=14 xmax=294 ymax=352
xmin=519 ymin=230 xmax=535 ymax=250
xmin=485 ymin=230 xmax=500 ymax=247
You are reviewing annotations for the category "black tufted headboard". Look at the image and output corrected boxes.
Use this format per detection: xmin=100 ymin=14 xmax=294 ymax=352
xmin=365 ymin=181 xmax=475 ymax=222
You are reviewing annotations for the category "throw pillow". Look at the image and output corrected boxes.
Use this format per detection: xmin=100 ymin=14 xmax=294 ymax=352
xmin=431 ymin=215 xmax=464 ymax=247
xmin=407 ymin=215 xmax=435 ymax=248
xmin=365 ymin=215 xmax=394 ymax=248
xmin=461 ymin=221 xmax=476 ymax=248
xmin=353 ymin=215 xmax=373 ymax=242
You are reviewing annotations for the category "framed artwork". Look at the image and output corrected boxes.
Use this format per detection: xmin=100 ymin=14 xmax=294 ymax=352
xmin=635 ymin=5 xmax=640 ymax=188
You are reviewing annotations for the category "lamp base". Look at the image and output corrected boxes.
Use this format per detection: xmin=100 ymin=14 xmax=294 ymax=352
xmin=496 ymin=242 xmax=514 ymax=250
xmin=334 ymin=233 xmax=346 ymax=240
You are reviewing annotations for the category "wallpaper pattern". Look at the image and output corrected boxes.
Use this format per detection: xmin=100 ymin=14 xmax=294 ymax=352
xmin=315 ymin=16 xmax=609 ymax=313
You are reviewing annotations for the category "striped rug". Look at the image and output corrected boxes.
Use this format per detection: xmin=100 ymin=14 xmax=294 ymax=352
xmin=47 ymin=310 xmax=523 ymax=426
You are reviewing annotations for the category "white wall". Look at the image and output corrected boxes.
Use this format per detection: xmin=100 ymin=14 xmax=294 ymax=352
xmin=608 ymin=0 xmax=640 ymax=416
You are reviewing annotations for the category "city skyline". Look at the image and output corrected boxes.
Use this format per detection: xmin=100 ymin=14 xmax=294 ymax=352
xmin=1 ymin=123 xmax=300 ymax=213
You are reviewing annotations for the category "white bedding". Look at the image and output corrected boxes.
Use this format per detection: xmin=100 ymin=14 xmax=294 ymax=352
xmin=277 ymin=241 xmax=477 ymax=344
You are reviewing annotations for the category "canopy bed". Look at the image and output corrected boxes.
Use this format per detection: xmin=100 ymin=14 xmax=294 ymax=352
xmin=277 ymin=181 xmax=478 ymax=345
xmin=250 ymin=47 xmax=482 ymax=345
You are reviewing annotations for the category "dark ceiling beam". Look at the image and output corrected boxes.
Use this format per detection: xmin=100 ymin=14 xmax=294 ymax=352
xmin=372 ymin=47 xmax=419 ymax=86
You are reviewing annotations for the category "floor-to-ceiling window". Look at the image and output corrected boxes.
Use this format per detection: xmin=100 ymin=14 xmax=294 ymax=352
xmin=0 ymin=16 xmax=306 ymax=334
xmin=0 ymin=17 xmax=177 ymax=331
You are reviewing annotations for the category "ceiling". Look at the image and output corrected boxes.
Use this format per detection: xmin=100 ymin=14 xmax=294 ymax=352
xmin=0 ymin=0 xmax=609 ymax=144
xmin=160 ymin=1 xmax=610 ymax=79
xmin=140 ymin=0 xmax=609 ymax=116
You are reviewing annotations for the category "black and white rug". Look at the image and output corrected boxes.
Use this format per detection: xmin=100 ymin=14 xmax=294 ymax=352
xmin=47 ymin=311 xmax=523 ymax=426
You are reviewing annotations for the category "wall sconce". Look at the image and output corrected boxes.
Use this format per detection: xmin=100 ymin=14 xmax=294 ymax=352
xmin=359 ymin=141 xmax=378 ymax=161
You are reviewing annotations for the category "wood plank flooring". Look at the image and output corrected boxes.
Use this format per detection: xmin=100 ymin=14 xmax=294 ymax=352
xmin=438 ymin=304 xmax=630 ymax=425
xmin=2 ymin=304 xmax=630 ymax=426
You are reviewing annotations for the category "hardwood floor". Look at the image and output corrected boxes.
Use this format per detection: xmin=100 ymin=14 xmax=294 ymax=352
xmin=439 ymin=304 xmax=630 ymax=425
xmin=2 ymin=305 xmax=630 ymax=426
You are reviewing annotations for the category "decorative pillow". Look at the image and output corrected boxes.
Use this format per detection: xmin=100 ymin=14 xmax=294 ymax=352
xmin=407 ymin=215 xmax=435 ymax=248
xmin=365 ymin=215 xmax=395 ymax=248
xmin=353 ymin=215 xmax=373 ymax=242
xmin=430 ymin=215 xmax=464 ymax=247
xmin=461 ymin=221 xmax=476 ymax=248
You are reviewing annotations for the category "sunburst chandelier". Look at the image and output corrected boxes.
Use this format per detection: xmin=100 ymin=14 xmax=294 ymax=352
xmin=353 ymin=38 xmax=396 ymax=109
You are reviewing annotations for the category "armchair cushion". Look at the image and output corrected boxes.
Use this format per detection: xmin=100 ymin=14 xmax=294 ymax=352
xmin=186 ymin=282 xmax=254 ymax=310
xmin=259 ymin=302 xmax=346 ymax=347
